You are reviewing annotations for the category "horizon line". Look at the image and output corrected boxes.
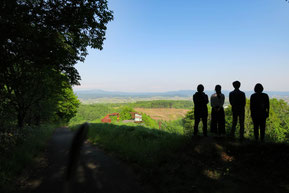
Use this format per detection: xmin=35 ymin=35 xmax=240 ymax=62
xmin=73 ymin=88 xmax=289 ymax=93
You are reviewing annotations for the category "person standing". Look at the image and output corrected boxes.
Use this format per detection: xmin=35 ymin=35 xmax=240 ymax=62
xmin=229 ymin=81 xmax=246 ymax=140
xmin=210 ymin=85 xmax=225 ymax=135
xmin=250 ymin=83 xmax=270 ymax=142
xmin=193 ymin=84 xmax=209 ymax=136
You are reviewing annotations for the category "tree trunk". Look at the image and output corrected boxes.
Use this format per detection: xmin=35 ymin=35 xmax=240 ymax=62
xmin=17 ymin=111 xmax=25 ymax=128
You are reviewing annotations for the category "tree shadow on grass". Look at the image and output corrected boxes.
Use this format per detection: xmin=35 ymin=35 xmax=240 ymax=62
xmin=86 ymin=123 xmax=289 ymax=193
xmin=154 ymin=137 xmax=289 ymax=193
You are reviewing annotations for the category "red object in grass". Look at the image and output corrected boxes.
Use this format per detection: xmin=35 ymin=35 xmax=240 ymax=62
xmin=101 ymin=113 xmax=120 ymax=123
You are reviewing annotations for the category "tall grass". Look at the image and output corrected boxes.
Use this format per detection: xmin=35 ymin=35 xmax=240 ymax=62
xmin=71 ymin=122 xmax=187 ymax=167
xmin=0 ymin=125 xmax=55 ymax=192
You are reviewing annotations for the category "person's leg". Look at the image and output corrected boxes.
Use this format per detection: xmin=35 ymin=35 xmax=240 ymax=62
xmin=202 ymin=116 xmax=208 ymax=136
xmin=219 ymin=108 xmax=226 ymax=135
xmin=252 ymin=116 xmax=259 ymax=141
xmin=216 ymin=110 xmax=221 ymax=135
xmin=239 ymin=111 xmax=245 ymax=140
xmin=260 ymin=116 xmax=266 ymax=142
xmin=231 ymin=111 xmax=238 ymax=137
xmin=211 ymin=109 xmax=217 ymax=134
xmin=194 ymin=116 xmax=200 ymax=136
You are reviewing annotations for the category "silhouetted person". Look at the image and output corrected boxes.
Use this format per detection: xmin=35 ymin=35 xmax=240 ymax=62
xmin=210 ymin=85 xmax=225 ymax=135
xmin=250 ymin=83 xmax=270 ymax=142
xmin=193 ymin=84 xmax=209 ymax=136
xmin=229 ymin=81 xmax=246 ymax=140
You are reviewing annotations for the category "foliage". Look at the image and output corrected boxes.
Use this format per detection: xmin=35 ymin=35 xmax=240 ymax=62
xmin=183 ymin=110 xmax=194 ymax=136
xmin=184 ymin=99 xmax=289 ymax=143
xmin=53 ymin=83 xmax=80 ymax=123
xmin=160 ymin=119 xmax=184 ymax=134
xmin=69 ymin=104 xmax=161 ymax=128
xmin=127 ymin=100 xmax=193 ymax=109
xmin=0 ymin=0 xmax=113 ymax=128
xmin=141 ymin=113 xmax=159 ymax=129
xmin=69 ymin=104 xmax=116 ymax=125
xmin=119 ymin=106 xmax=134 ymax=121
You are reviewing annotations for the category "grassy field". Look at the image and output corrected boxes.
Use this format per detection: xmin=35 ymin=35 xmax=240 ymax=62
xmin=134 ymin=108 xmax=190 ymax=121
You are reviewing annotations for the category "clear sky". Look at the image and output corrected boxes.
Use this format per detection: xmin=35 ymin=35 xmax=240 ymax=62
xmin=74 ymin=0 xmax=289 ymax=92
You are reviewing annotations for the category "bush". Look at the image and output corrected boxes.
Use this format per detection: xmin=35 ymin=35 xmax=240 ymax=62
xmin=119 ymin=106 xmax=134 ymax=121
xmin=141 ymin=113 xmax=159 ymax=129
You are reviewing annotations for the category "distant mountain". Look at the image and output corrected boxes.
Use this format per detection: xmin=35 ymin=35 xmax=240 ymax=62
xmin=74 ymin=89 xmax=289 ymax=100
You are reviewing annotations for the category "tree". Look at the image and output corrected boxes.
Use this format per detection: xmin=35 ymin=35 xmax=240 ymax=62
xmin=53 ymin=82 xmax=80 ymax=123
xmin=0 ymin=0 xmax=113 ymax=128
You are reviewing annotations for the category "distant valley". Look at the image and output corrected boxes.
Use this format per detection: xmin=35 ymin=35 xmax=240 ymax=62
xmin=74 ymin=89 xmax=289 ymax=103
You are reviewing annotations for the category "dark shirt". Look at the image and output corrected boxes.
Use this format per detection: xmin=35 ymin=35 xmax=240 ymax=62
xmin=193 ymin=92 xmax=209 ymax=117
xmin=229 ymin=89 xmax=246 ymax=112
xmin=250 ymin=92 xmax=270 ymax=117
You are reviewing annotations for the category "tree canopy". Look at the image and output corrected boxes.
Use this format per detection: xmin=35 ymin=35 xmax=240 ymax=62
xmin=0 ymin=0 xmax=113 ymax=128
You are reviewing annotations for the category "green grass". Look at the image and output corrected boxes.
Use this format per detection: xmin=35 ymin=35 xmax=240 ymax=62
xmin=71 ymin=122 xmax=187 ymax=167
xmin=0 ymin=124 xmax=55 ymax=192
xmin=70 ymin=122 xmax=289 ymax=193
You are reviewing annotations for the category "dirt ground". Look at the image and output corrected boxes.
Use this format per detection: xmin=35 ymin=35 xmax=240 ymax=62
xmin=134 ymin=108 xmax=190 ymax=121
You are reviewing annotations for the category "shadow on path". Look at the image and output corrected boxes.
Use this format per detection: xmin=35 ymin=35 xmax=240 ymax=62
xmin=23 ymin=127 xmax=144 ymax=193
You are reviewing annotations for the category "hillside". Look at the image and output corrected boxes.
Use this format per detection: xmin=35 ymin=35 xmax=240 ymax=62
xmin=74 ymin=123 xmax=289 ymax=193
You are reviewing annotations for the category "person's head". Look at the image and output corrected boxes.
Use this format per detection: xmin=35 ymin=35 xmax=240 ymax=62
xmin=197 ymin=84 xmax=204 ymax=92
xmin=232 ymin=81 xmax=241 ymax=89
xmin=254 ymin=83 xmax=264 ymax=93
xmin=215 ymin=85 xmax=221 ymax=94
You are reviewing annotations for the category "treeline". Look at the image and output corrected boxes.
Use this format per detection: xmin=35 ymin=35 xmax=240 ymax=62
xmin=184 ymin=98 xmax=289 ymax=143
xmin=70 ymin=104 xmax=116 ymax=124
xmin=125 ymin=100 xmax=193 ymax=109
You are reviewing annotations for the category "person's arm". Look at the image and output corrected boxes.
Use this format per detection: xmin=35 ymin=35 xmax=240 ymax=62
xmin=193 ymin=94 xmax=196 ymax=105
xmin=250 ymin=95 xmax=254 ymax=117
xmin=265 ymin=94 xmax=270 ymax=118
xmin=229 ymin=92 xmax=233 ymax=106
xmin=242 ymin=92 xmax=246 ymax=107
xmin=210 ymin=95 xmax=214 ymax=108
xmin=221 ymin=94 xmax=225 ymax=106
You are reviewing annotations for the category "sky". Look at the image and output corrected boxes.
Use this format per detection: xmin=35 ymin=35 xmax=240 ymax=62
xmin=74 ymin=0 xmax=289 ymax=92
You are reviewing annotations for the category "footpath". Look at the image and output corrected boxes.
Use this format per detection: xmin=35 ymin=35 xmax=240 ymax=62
xmin=22 ymin=127 xmax=145 ymax=193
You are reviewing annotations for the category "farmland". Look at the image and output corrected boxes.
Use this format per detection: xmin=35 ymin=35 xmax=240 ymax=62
xmin=134 ymin=108 xmax=190 ymax=121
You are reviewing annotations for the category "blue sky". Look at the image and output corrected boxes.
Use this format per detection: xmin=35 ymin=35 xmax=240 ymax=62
xmin=74 ymin=0 xmax=289 ymax=92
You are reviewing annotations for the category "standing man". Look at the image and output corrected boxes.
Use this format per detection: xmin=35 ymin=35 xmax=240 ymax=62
xmin=210 ymin=85 xmax=226 ymax=135
xmin=250 ymin=83 xmax=270 ymax=142
xmin=193 ymin=84 xmax=209 ymax=136
xmin=229 ymin=81 xmax=246 ymax=140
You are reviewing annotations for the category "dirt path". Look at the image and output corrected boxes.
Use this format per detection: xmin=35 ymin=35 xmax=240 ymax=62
xmin=22 ymin=127 xmax=145 ymax=193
